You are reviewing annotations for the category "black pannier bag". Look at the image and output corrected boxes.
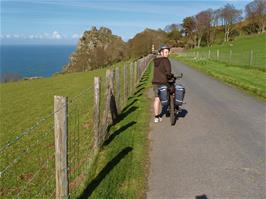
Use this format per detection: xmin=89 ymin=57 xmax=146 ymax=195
xmin=175 ymin=84 xmax=185 ymax=105
xmin=158 ymin=85 xmax=168 ymax=106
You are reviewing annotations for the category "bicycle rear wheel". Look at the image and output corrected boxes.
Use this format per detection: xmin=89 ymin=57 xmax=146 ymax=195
xmin=169 ymin=95 xmax=175 ymax=125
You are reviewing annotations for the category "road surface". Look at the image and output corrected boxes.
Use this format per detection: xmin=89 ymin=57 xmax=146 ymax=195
xmin=147 ymin=60 xmax=266 ymax=199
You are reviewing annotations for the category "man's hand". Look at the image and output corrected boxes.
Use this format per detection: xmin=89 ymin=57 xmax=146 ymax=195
xmin=167 ymin=73 xmax=174 ymax=80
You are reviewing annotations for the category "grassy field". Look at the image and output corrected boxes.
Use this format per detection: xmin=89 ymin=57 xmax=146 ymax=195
xmin=171 ymin=34 xmax=266 ymax=101
xmin=185 ymin=33 xmax=266 ymax=71
xmin=0 ymin=65 xmax=110 ymax=197
xmin=0 ymin=59 xmax=152 ymax=198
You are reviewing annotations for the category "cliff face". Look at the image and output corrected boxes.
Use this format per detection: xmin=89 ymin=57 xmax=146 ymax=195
xmin=63 ymin=27 xmax=128 ymax=73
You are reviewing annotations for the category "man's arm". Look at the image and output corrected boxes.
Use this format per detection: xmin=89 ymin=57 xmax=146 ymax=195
xmin=164 ymin=58 xmax=172 ymax=78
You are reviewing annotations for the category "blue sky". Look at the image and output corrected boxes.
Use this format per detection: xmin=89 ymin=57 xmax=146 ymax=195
xmin=1 ymin=0 xmax=251 ymax=45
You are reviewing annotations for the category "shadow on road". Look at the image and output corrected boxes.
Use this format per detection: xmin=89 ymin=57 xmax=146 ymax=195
xmin=195 ymin=194 xmax=208 ymax=199
xmin=77 ymin=147 xmax=133 ymax=199
xmin=177 ymin=109 xmax=188 ymax=118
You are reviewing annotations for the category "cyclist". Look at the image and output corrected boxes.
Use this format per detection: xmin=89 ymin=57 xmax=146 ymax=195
xmin=152 ymin=44 xmax=172 ymax=123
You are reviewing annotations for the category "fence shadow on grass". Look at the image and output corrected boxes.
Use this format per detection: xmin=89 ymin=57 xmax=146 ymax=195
xmin=134 ymin=87 xmax=145 ymax=96
xmin=118 ymin=106 xmax=138 ymax=121
xmin=103 ymin=121 xmax=137 ymax=146
xmin=77 ymin=147 xmax=133 ymax=199
xmin=122 ymin=98 xmax=138 ymax=112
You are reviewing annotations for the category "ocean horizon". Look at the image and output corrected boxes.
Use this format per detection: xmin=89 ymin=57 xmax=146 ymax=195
xmin=0 ymin=44 xmax=76 ymax=80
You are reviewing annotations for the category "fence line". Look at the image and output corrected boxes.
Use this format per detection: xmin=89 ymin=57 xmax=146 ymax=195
xmin=183 ymin=48 xmax=265 ymax=71
xmin=0 ymin=54 xmax=154 ymax=198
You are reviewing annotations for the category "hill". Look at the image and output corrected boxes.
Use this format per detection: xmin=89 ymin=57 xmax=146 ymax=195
xmin=63 ymin=27 xmax=128 ymax=73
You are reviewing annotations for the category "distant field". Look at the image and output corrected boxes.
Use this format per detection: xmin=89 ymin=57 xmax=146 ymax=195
xmin=172 ymin=34 xmax=266 ymax=101
xmin=185 ymin=33 xmax=266 ymax=71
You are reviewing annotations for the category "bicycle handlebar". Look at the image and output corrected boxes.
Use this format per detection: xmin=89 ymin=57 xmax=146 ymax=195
xmin=175 ymin=73 xmax=183 ymax=79
xmin=168 ymin=73 xmax=183 ymax=82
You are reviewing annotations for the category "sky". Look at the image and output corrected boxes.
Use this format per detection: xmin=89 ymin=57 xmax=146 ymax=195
xmin=0 ymin=0 xmax=251 ymax=45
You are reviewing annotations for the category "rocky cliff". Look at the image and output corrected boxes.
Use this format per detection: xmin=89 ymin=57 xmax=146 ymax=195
xmin=63 ymin=27 xmax=128 ymax=73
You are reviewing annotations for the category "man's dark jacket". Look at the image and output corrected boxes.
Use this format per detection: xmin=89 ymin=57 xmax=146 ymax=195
xmin=152 ymin=56 xmax=171 ymax=84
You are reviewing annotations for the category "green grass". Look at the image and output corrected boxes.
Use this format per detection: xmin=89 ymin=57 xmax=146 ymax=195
xmin=186 ymin=33 xmax=266 ymax=71
xmin=0 ymin=60 xmax=138 ymax=198
xmin=172 ymin=55 xmax=266 ymax=101
xmin=76 ymin=64 xmax=152 ymax=199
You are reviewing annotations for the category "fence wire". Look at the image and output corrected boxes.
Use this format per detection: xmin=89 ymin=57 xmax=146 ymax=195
xmin=0 ymin=56 xmax=153 ymax=198
xmin=0 ymin=86 xmax=92 ymax=198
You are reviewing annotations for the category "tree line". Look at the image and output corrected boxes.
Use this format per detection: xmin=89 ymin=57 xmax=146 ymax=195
xmin=164 ymin=0 xmax=266 ymax=48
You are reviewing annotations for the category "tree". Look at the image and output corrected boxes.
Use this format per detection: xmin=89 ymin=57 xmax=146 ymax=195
xmin=194 ymin=10 xmax=213 ymax=47
xmin=164 ymin=23 xmax=180 ymax=33
xmin=164 ymin=23 xmax=183 ymax=47
xmin=245 ymin=0 xmax=266 ymax=33
xmin=182 ymin=16 xmax=196 ymax=48
xmin=209 ymin=8 xmax=221 ymax=45
xmin=167 ymin=29 xmax=182 ymax=47
xmin=220 ymin=4 xmax=242 ymax=42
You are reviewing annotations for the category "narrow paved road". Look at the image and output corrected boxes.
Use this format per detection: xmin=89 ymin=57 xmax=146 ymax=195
xmin=147 ymin=60 xmax=266 ymax=199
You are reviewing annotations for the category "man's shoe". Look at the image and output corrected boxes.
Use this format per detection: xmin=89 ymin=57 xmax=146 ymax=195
xmin=154 ymin=117 xmax=162 ymax=123
xmin=154 ymin=117 xmax=159 ymax=123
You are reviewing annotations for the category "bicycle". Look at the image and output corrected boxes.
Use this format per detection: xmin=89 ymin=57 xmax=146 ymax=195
xmin=167 ymin=73 xmax=185 ymax=125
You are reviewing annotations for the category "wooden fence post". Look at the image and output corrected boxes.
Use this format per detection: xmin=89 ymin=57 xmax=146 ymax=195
xmin=134 ymin=62 xmax=137 ymax=89
xmin=54 ymin=96 xmax=69 ymax=199
xmin=93 ymin=77 xmax=100 ymax=149
xmin=115 ymin=67 xmax=120 ymax=114
xmin=208 ymin=49 xmax=211 ymax=59
xmin=102 ymin=70 xmax=112 ymax=141
xmin=249 ymin=50 xmax=253 ymax=66
xmin=108 ymin=69 xmax=118 ymax=123
xmin=132 ymin=63 xmax=135 ymax=92
xmin=130 ymin=63 xmax=133 ymax=96
xmin=138 ymin=60 xmax=141 ymax=81
xmin=124 ymin=64 xmax=128 ymax=106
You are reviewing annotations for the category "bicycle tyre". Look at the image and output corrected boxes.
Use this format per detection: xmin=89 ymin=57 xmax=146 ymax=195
xmin=170 ymin=95 xmax=175 ymax=125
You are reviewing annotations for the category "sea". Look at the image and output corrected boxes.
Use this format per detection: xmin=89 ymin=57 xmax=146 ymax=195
xmin=0 ymin=45 xmax=76 ymax=80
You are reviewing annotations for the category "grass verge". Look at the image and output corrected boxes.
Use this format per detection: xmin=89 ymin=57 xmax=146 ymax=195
xmin=76 ymin=65 xmax=152 ymax=199
xmin=171 ymin=55 xmax=266 ymax=102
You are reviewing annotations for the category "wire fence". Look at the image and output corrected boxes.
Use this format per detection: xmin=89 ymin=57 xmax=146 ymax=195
xmin=0 ymin=54 xmax=154 ymax=198
xmin=183 ymin=48 xmax=266 ymax=71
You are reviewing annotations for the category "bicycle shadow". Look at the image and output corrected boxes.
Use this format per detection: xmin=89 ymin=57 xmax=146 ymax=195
xmin=177 ymin=109 xmax=188 ymax=118
xmin=160 ymin=107 xmax=188 ymax=118
xmin=195 ymin=194 xmax=208 ymax=199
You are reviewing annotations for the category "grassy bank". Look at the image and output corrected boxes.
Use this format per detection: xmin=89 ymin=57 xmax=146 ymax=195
xmin=172 ymin=55 xmax=266 ymax=101
xmin=0 ymin=60 xmax=141 ymax=197
xmin=77 ymin=65 xmax=152 ymax=198
xmin=185 ymin=33 xmax=266 ymax=71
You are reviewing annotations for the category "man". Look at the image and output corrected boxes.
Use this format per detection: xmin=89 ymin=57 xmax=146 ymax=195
xmin=152 ymin=44 xmax=172 ymax=123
